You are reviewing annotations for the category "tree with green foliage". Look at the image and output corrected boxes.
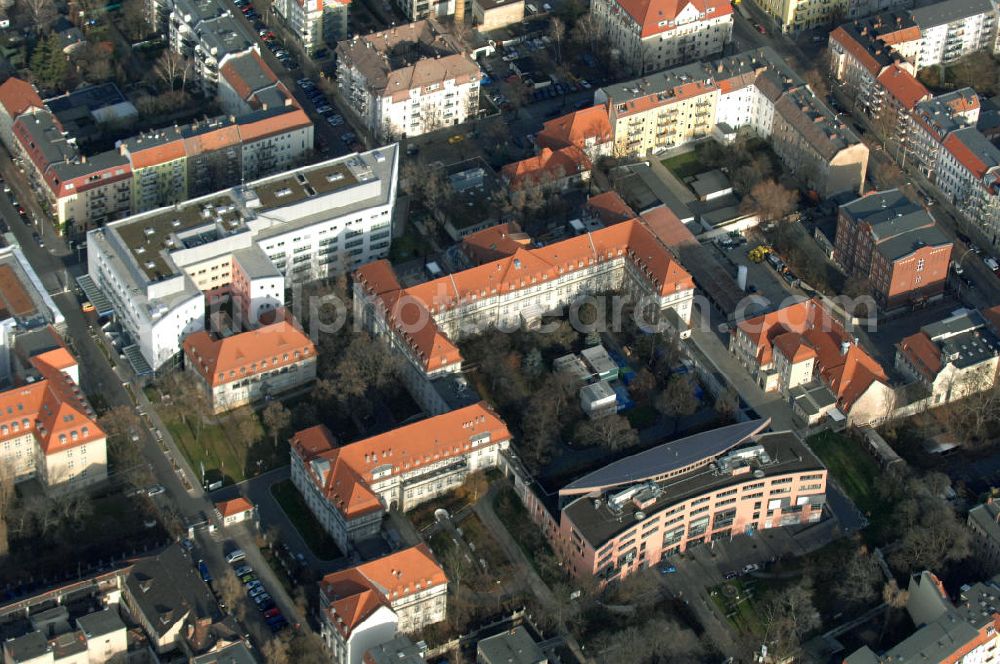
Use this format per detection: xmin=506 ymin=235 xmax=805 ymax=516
xmin=29 ymin=32 xmax=68 ymax=92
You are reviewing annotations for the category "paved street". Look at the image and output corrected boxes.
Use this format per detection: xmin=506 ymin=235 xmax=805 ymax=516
xmin=0 ymin=147 xmax=309 ymax=641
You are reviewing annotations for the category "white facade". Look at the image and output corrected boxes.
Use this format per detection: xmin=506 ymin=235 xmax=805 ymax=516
xmin=87 ymin=146 xmax=399 ymax=371
xmin=273 ymin=0 xmax=348 ymax=53
xmin=321 ymin=605 xmax=398 ymax=664
xmin=394 ymin=0 xmax=457 ymax=21
xmin=912 ymin=0 xmax=998 ymax=66
xmin=336 ymin=22 xmax=482 ymax=142
xmin=590 ymin=0 xmax=733 ymax=75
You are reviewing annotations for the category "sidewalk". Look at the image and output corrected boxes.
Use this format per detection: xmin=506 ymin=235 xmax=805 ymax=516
xmin=473 ymin=486 xmax=590 ymax=663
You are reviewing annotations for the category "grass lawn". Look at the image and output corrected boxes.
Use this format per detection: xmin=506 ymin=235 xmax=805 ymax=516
xmin=270 ymin=480 xmax=344 ymax=560
xmin=426 ymin=513 xmax=511 ymax=591
xmin=710 ymin=580 xmax=765 ymax=637
xmin=661 ymin=150 xmax=703 ymax=179
xmin=167 ymin=418 xmax=246 ymax=485
xmin=494 ymin=484 xmax=567 ymax=587
xmin=807 ymin=431 xmax=894 ymax=540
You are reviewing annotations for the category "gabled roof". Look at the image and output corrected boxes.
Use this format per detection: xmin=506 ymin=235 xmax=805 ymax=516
xmin=0 ymin=346 xmax=103 ymax=457
xmin=500 ymin=146 xmax=592 ymax=189
xmin=536 ymin=106 xmax=612 ymax=152
xmin=355 ymin=220 xmax=693 ymax=372
xmin=461 ymin=222 xmax=531 ymax=264
xmin=737 ymin=298 xmax=888 ymax=411
xmin=0 ymin=77 xmax=44 ymax=118
xmin=183 ymin=319 xmax=315 ymax=387
xmin=773 ymin=331 xmax=818 ymax=363
xmin=943 ymin=127 xmax=1000 ymax=181
xmin=877 ymin=64 xmax=929 ymax=110
xmin=293 ymin=403 xmax=511 ymax=519
xmin=612 ymin=0 xmax=733 ymax=38
xmin=586 ymin=191 xmax=636 ymax=225
xmin=320 ymin=545 xmax=446 ymax=636
xmin=898 ymin=331 xmax=942 ymax=380
xmin=215 ymin=497 xmax=253 ymax=518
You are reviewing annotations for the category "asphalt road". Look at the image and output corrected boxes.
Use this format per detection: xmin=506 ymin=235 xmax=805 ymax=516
xmin=0 ymin=149 xmax=308 ymax=643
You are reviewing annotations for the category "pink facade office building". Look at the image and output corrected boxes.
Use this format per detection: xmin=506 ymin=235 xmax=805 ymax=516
xmin=518 ymin=419 xmax=828 ymax=582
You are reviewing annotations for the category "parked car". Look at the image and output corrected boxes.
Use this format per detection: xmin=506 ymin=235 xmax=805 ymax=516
xmin=198 ymin=560 xmax=212 ymax=583
xmin=234 ymin=565 xmax=252 ymax=576
xmin=263 ymin=608 xmax=282 ymax=620
xmin=240 ymin=573 xmax=257 ymax=584
xmin=257 ymin=598 xmax=276 ymax=612
xmin=658 ymin=565 xmax=677 ymax=574
xmin=146 ymin=484 xmax=165 ymax=497
xmin=225 ymin=549 xmax=246 ymax=564
xmin=253 ymin=593 xmax=272 ymax=606
xmin=723 ymin=570 xmax=739 ymax=580
xmin=742 ymin=563 xmax=761 ymax=574
xmin=248 ymin=585 xmax=268 ymax=599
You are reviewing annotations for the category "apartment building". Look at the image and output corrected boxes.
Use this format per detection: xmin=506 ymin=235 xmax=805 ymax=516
xmin=845 ymin=572 xmax=1000 ymax=663
xmin=596 ymin=48 xmax=869 ymax=196
xmin=911 ymin=0 xmax=997 ymax=66
xmin=353 ymin=220 xmax=695 ymax=413
xmin=290 ymin=402 xmax=511 ymax=553
xmin=500 ymin=146 xmax=592 ymax=191
xmin=730 ymin=298 xmax=894 ymax=426
xmin=183 ymin=318 xmax=317 ymax=413
xmin=835 ymin=189 xmax=953 ymax=311
xmin=3 ymin=50 xmax=310 ymax=234
xmin=936 ymin=127 xmax=1000 ymax=244
xmin=272 ymin=0 xmax=349 ymax=55
xmin=319 ymin=546 xmax=447 ymax=664
xmin=0 ymin=344 xmax=107 ymax=491
xmin=910 ymin=89 xmax=980 ymax=180
xmin=168 ymin=0 xmax=255 ymax=95
xmin=0 ymin=246 xmax=66 ymax=386
xmin=535 ymin=105 xmax=613 ymax=163
xmin=514 ymin=420 xmax=826 ymax=581
xmin=336 ymin=20 xmax=480 ymax=141
xmin=87 ymin=145 xmax=398 ymax=372
xmin=0 ymin=76 xmax=44 ymax=154
xmin=122 ymin=545 xmax=219 ymax=654
xmin=828 ymin=14 xmax=923 ymax=118
xmin=590 ymin=0 xmax=732 ymax=74
xmin=896 ymin=308 xmax=1000 ymax=405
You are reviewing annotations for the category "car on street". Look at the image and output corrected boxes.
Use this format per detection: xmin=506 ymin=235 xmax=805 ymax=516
xmin=225 ymin=549 xmax=246 ymax=564
xmin=268 ymin=618 xmax=288 ymax=633
xmin=248 ymin=585 xmax=268 ymax=599
xmin=198 ymin=560 xmax=212 ymax=583
xmin=146 ymin=484 xmax=165 ymax=496
xmin=81 ymin=301 xmax=95 ymax=313
xmin=257 ymin=598 xmax=276 ymax=612
xmin=658 ymin=565 xmax=677 ymax=574
xmin=742 ymin=563 xmax=761 ymax=574
xmin=263 ymin=607 xmax=282 ymax=619
xmin=234 ymin=565 xmax=252 ymax=576
xmin=448 ymin=134 xmax=465 ymax=144
xmin=723 ymin=570 xmax=739 ymax=580
xmin=253 ymin=593 xmax=272 ymax=606
xmin=315 ymin=104 xmax=333 ymax=114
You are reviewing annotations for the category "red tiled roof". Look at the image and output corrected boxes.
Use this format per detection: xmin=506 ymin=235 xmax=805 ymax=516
xmin=501 ymin=146 xmax=592 ymax=189
xmin=536 ymin=106 xmax=612 ymax=152
xmin=220 ymin=51 xmax=277 ymax=102
xmin=737 ymin=298 xmax=887 ymax=411
xmin=237 ymin=108 xmax=312 ymax=142
xmin=830 ymin=26 xmax=884 ymax=76
xmin=587 ymin=191 xmax=636 ymax=225
xmin=0 ymin=77 xmax=44 ymax=118
xmin=773 ymin=332 xmax=818 ymax=363
xmin=293 ymin=402 xmax=511 ymax=519
xmin=355 ymin=220 xmax=694 ymax=373
xmin=897 ymin=331 xmax=942 ymax=381
xmin=943 ymin=131 xmax=995 ymax=179
xmin=0 ymin=349 xmax=104 ymax=456
xmin=320 ymin=545 xmax=446 ymax=636
xmin=461 ymin=222 xmax=531 ymax=264
xmin=183 ymin=319 xmax=316 ymax=388
xmin=877 ymin=64 xmax=929 ymax=110
xmin=216 ymin=497 xmax=253 ymax=518
xmin=613 ymin=0 xmax=733 ymax=38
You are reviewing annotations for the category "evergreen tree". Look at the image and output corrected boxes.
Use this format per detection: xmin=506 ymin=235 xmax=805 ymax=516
xmin=30 ymin=33 xmax=68 ymax=92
